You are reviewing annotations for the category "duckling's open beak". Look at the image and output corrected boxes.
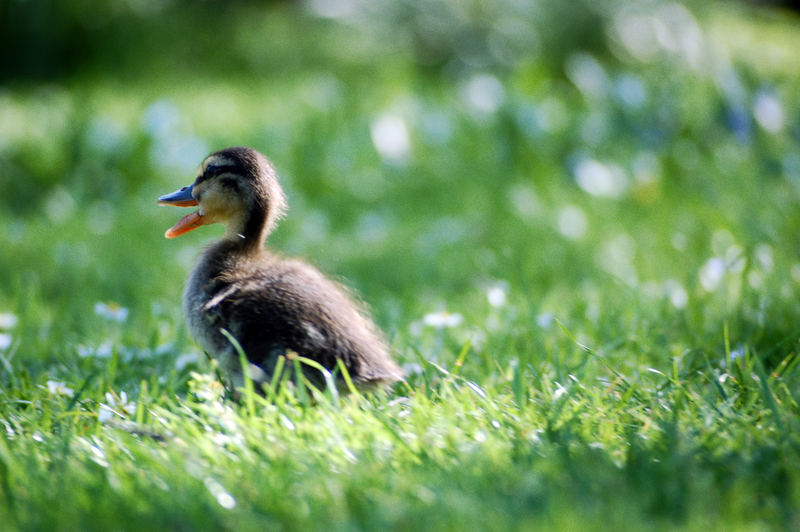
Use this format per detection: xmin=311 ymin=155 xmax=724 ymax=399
xmin=158 ymin=185 xmax=203 ymax=239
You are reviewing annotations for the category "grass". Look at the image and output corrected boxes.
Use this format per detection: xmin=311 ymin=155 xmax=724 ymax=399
xmin=2 ymin=1 xmax=800 ymax=529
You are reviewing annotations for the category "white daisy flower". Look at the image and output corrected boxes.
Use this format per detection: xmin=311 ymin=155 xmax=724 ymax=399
xmin=423 ymin=311 xmax=463 ymax=328
xmin=45 ymin=380 xmax=75 ymax=398
xmin=486 ymin=284 xmax=508 ymax=307
xmin=0 ymin=313 xmax=18 ymax=329
xmin=94 ymin=301 xmax=129 ymax=323
xmin=98 ymin=391 xmax=136 ymax=423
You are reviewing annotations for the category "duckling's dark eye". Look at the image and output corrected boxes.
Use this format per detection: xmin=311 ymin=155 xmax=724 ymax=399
xmin=220 ymin=177 xmax=239 ymax=191
xmin=205 ymin=164 xmax=219 ymax=176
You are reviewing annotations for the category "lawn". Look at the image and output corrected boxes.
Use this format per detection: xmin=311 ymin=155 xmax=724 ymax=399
xmin=2 ymin=1 xmax=800 ymax=530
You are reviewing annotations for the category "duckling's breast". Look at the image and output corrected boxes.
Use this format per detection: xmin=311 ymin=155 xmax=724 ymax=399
xmin=183 ymin=257 xmax=234 ymax=362
xmin=181 ymin=245 xmax=294 ymax=377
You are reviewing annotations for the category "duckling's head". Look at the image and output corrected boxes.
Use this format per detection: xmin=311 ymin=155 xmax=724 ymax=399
xmin=158 ymin=147 xmax=287 ymax=245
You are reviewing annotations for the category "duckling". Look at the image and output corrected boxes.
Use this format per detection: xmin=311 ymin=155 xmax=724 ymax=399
xmin=158 ymin=147 xmax=402 ymax=391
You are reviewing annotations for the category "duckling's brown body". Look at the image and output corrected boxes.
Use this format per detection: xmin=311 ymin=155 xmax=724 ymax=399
xmin=160 ymin=147 xmax=402 ymax=389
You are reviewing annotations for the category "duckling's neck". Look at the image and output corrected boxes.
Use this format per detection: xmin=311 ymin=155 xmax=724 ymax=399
xmin=220 ymin=204 xmax=270 ymax=255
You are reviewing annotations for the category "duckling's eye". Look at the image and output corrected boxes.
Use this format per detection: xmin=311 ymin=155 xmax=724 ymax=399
xmin=205 ymin=164 xmax=219 ymax=176
xmin=220 ymin=177 xmax=239 ymax=191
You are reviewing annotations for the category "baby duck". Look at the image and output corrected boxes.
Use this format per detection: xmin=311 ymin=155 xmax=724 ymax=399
xmin=159 ymin=147 xmax=402 ymax=391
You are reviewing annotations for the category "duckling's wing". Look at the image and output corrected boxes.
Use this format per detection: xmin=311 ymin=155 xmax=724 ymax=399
xmin=202 ymin=284 xmax=240 ymax=313
xmin=219 ymin=261 xmax=401 ymax=384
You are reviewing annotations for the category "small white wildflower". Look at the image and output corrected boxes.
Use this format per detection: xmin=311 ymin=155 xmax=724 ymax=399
xmin=755 ymin=243 xmax=774 ymax=273
xmin=212 ymin=431 xmax=245 ymax=449
xmin=574 ymin=157 xmax=629 ymax=198
xmin=553 ymin=383 xmax=568 ymax=400
xmin=0 ymin=333 xmax=11 ymax=350
xmin=663 ymin=279 xmax=688 ymax=309
xmin=205 ymin=477 xmax=237 ymax=510
xmin=556 ymin=205 xmax=587 ymax=239
xmin=98 ymin=391 xmax=136 ymax=423
xmin=753 ymin=90 xmax=784 ymax=134
xmin=461 ymin=74 xmax=505 ymax=115
xmin=212 ymin=433 xmax=231 ymax=447
xmin=0 ymin=313 xmax=18 ymax=329
xmin=45 ymin=380 xmax=74 ymax=398
xmin=94 ymin=301 xmax=129 ymax=323
xmin=729 ymin=345 xmax=746 ymax=362
xmin=423 ymin=311 xmax=463 ymax=328
xmin=78 ymin=341 xmax=114 ymax=359
xmin=536 ymin=312 xmax=554 ymax=329
xmin=486 ymin=284 xmax=508 ymax=307
xmin=699 ymin=257 xmax=726 ymax=292
xmin=370 ymin=113 xmax=411 ymax=164
xmin=189 ymin=372 xmax=226 ymax=402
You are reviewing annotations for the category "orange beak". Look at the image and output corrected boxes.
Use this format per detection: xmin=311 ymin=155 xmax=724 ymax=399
xmin=158 ymin=185 xmax=204 ymax=238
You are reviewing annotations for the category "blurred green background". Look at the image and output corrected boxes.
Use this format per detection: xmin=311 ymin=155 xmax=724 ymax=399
xmin=3 ymin=1 xmax=800 ymax=529
xmin=2 ymin=0 xmax=800 ymax=377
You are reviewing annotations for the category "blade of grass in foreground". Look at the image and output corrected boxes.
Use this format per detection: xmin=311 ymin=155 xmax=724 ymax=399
xmin=221 ymin=328 xmax=255 ymax=418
